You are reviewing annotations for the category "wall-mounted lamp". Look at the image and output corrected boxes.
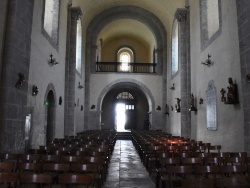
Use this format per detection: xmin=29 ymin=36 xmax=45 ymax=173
xmin=156 ymin=105 xmax=161 ymax=111
xmin=170 ymin=84 xmax=175 ymax=90
xmin=81 ymin=105 xmax=83 ymax=111
xmin=189 ymin=93 xmax=197 ymax=112
xmin=32 ymin=85 xmax=39 ymax=96
xmin=90 ymin=105 xmax=95 ymax=109
xmin=199 ymin=98 xmax=203 ymax=105
xmin=201 ymin=54 xmax=214 ymax=67
xmin=175 ymin=98 xmax=181 ymax=113
xmin=246 ymin=74 xmax=250 ymax=82
xmin=221 ymin=77 xmax=239 ymax=104
xmin=15 ymin=73 xmax=25 ymax=89
xmin=78 ymin=82 xmax=84 ymax=89
xmin=48 ymin=54 xmax=59 ymax=66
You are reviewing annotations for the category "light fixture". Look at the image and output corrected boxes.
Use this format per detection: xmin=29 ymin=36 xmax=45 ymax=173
xmin=48 ymin=54 xmax=59 ymax=66
xmin=170 ymin=83 xmax=175 ymax=90
xmin=201 ymin=54 xmax=214 ymax=67
xmin=90 ymin=105 xmax=95 ymax=109
xmin=78 ymin=82 xmax=84 ymax=89
xmin=156 ymin=106 xmax=161 ymax=111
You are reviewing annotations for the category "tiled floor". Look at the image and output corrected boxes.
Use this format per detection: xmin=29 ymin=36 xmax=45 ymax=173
xmin=104 ymin=140 xmax=156 ymax=188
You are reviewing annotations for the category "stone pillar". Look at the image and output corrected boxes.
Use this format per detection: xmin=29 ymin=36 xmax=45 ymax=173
xmin=0 ymin=0 xmax=35 ymax=153
xmin=64 ymin=7 xmax=82 ymax=136
xmin=236 ymin=1 xmax=250 ymax=153
xmin=175 ymin=8 xmax=191 ymax=138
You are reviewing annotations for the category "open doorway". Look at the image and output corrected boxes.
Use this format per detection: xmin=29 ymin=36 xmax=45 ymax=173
xmin=115 ymin=103 xmax=126 ymax=132
xmin=46 ymin=90 xmax=55 ymax=145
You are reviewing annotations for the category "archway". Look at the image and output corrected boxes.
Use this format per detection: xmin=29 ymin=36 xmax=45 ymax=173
xmin=84 ymin=6 xmax=167 ymax=128
xmin=46 ymin=90 xmax=55 ymax=145
xmin=101 ymin=82 xmax=150 ymax=131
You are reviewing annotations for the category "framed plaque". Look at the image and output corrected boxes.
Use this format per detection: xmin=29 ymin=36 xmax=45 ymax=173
xmin=206 ymin=80 xmax=217 ymax=130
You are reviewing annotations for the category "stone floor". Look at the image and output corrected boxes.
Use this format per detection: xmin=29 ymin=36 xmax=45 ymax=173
xmin=103 ymin=140 xmax=156 ymax=188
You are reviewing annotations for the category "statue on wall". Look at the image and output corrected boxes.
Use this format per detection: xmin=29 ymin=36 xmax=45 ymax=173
xmin=226 ymin=77 xmax=238 ymax=103
xmin=221 ymin=77 xmax=239 ymax=104
xmin=175 ymin=98 xmax=181 ymax=112
xmin=189 ymin=93 xmax=197 ymax=112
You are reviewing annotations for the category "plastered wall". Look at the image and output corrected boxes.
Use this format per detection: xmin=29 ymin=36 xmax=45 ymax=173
xmin=188 ymin=0 xmax=244 ymax=152
xmin=28 ymin=0 xmax=68 ymax=148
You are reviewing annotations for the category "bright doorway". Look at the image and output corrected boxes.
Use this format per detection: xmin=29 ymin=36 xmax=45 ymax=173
xmin=115 ymin=103 xmax=126 ymax=132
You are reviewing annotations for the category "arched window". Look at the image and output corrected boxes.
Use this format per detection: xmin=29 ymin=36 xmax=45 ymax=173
xmin=76 ymin=18 xmax=82 ymax=74
xmin=117 ymin=47 xmax=134 ymax=72
xmin=171 ymin=19 xmax=179 ymax=76
xmin=42 ymin=0 xmax=60 ymax=46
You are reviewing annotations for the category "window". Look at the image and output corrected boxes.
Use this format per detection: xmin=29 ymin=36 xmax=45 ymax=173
xmin=117 ymin=47 xmax=134 ymax=72
xmin=116 ymin=92 xmax=134 ymax=100
xmin=200 ymin=0 xmax=221 ymax=51
xmin=43 ymin=0 xmax=60 ymax=47
xmin=76 ymin=18 xmax=82 ymax=74
xmin=171 ymin=19 xmax=179 ymax=77
xmin=120 ymin=52 xmax=130 ymax=71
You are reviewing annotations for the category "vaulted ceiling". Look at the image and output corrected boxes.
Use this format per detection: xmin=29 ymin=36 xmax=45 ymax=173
xmin=73 ymin=0 xmax=185 ymax=46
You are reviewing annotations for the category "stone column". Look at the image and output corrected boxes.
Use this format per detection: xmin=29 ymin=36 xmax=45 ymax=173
xmin=0 ymin=0 xmax=35 ymax=153
xmin=175 ymin=8 xmax=191 ymax=138
xmin=64 ymin=7 xmax=82 ymax=136
xmin=236 ymin=1 xmax=250 ymax=153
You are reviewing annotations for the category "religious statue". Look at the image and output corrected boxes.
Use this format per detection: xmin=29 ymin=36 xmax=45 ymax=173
xmin=175 ymin=98 xmax=181 ymax=112
xmin=189 ymin=93 xmax=197 ymax=112
xmin=190 ymin=93 xmax=194 ymax=107
xmin=220 ymin=88 xmax=226 ymax=102
xmin=226 ymin=77 xmax=237 ymax=102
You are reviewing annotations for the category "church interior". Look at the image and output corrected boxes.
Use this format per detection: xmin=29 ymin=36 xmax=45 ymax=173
xmin=0 ymin=0 xmax=250 ymax=187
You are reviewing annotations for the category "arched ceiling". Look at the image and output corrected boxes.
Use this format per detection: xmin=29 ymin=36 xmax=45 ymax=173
xmin=73 ymin=0 xmax=185 ymax=36
xmin=98 ymin=19 xmax=155 ymax=49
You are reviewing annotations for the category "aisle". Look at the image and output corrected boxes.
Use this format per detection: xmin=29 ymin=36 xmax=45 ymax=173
xmin=104 ymin=140 xmax=156 ymax=188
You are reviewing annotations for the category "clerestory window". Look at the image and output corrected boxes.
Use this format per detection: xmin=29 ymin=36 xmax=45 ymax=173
xmin=76 ymin=18 xmax=82 ymax=74
xmin=42 ymin=0 xmax=60 ymax=48
xmin=171 ymin=19 xmax=179 ymax=77
xmin=200 ymin=0 xmax=221 ymax=51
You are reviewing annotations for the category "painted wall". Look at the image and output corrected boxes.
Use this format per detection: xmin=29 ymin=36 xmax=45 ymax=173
xmin=101 ymin=37 xmax=150 ymax=63
xmin=187 ymin=0 xmax=244 ymax=152
xmin=28 ymin=1 xmax=68 ymax=148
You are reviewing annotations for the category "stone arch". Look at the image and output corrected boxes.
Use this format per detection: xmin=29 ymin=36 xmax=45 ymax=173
xmin=97 ymin=79 xmax=155 ymax=130
xmin=85 ymin=6 xmax=167 ymax=128
xmin=44 ymin=83 xmax=57 ymax=107
xmin=44 ymin=83 xmax=57 ymax=144
xmin=96 ymin=78 xmax=155 ymax=112
xmin=86 ymin=5 xmax=167 ymax=74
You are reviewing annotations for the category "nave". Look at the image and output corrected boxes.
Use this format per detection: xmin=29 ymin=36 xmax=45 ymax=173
xmin=103 ymin=140 xmax=155 ymax=188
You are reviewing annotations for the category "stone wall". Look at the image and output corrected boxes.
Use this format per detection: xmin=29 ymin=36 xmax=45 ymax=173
xmin=236 ymin=0 xmax=250 ymax=153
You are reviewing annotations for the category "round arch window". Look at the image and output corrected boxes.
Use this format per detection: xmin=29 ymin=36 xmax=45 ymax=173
xmin=117 ymin=47 xmax=134 ymax=72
